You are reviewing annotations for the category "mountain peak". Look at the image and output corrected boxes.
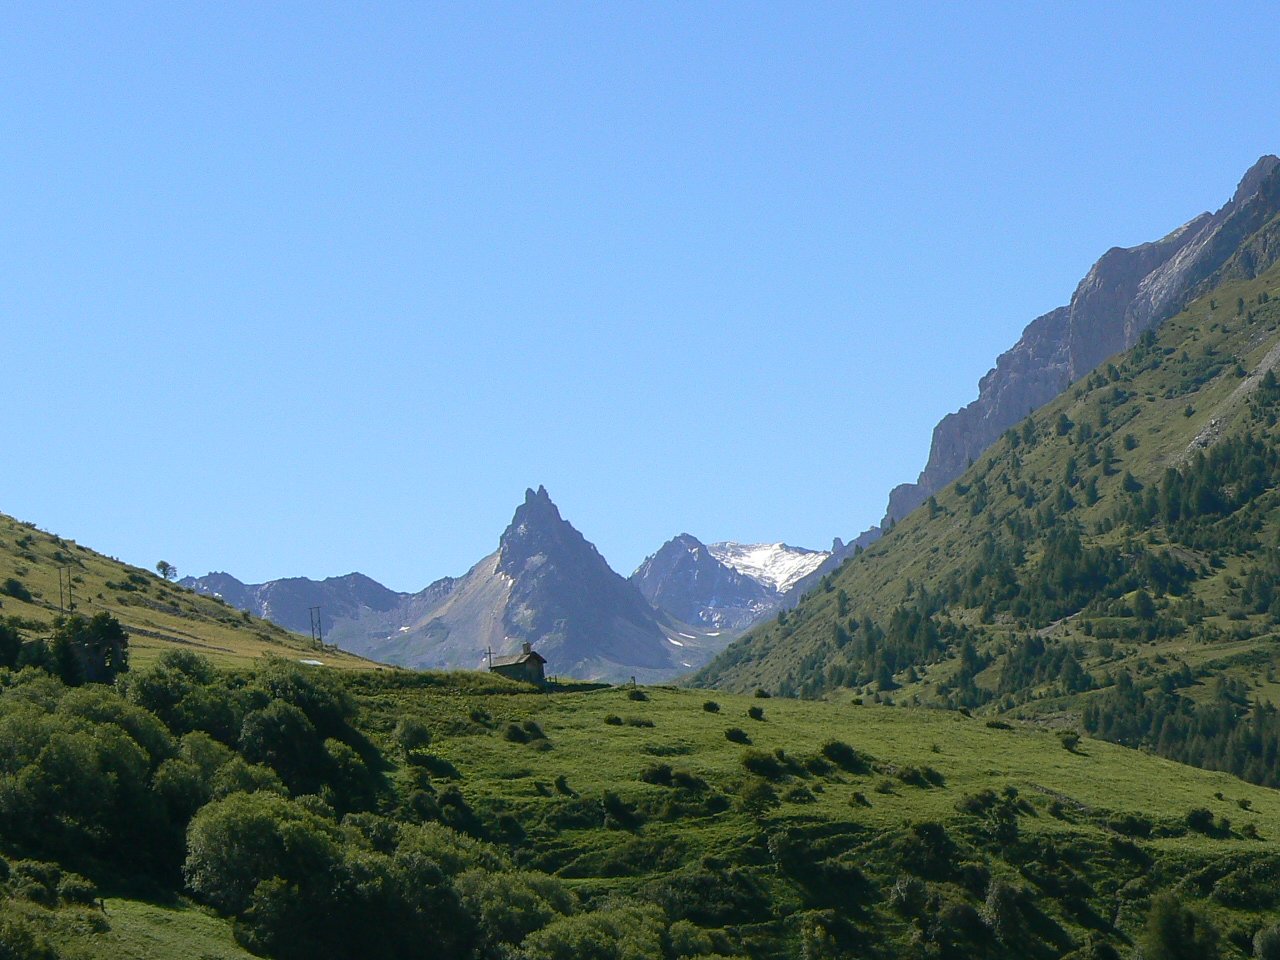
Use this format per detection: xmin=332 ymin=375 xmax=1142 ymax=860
xmin=1231 ymin=154 xmax=1280 ymax=208
xmin=631 ymin=533 xmax=778 ymax=632
xmin=876 ymin=152 xmax=1280 ymax=532
xmin=500 ymin=491 xmax=576 ymax=579
xmin=511 ymin=485 xmax=564 ymax=532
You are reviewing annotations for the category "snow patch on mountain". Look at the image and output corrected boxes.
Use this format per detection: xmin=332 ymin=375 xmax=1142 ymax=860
xmin=707 ymin=542 xmax=830 ymax=594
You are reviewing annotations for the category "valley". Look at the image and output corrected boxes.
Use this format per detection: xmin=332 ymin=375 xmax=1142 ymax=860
xmin=5 ymin=157 xmax=1280 ymax=960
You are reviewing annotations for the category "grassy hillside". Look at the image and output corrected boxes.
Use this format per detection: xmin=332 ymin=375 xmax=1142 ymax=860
xmin=0 ymin=510 xmax=376 ymax=670
xmin=7 ymin=662 xmax=1280 ymax=959
xmin=694 ymin=257 xmax=1280 ymax=787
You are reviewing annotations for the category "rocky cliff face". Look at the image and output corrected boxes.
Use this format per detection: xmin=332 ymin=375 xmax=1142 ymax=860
xmin=631 ymin=533 xmax=777 ymax=632
xmin=882 ymin=154 xmax=1280 ymax=526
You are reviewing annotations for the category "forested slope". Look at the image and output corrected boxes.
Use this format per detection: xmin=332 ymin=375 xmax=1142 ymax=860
xmin=696 ymin=254 xmax=1280 ymax=791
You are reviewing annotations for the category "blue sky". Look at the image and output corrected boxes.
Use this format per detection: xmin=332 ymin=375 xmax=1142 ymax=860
xmin=2 ymin=2 xmax=1279 ymax=591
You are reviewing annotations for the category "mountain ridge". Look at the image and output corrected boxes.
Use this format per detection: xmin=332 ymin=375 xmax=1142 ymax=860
xmin=878 ymin=154 xmax=1280 ymax=531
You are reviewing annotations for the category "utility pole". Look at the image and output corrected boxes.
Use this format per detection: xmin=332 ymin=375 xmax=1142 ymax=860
xmin=57 ymin=566 xmax=74 ymax=613
xmin=308 ymin=606 xmax=323 ymax=649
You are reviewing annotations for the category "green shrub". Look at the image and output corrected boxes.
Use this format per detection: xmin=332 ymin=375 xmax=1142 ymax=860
xmin=702 ymin=700 xmax=720 ymax=713
xmin=515 ymin=904 xmax=664 ymax=960
xmin=890 ymin=764 xmax=944 ymax=789
xmin=239 ymin=701 xmax=331 ymax=794
xmin=407 ymin=752 xmax=461 ymax=780
xmin=804 ymin=755 xmax=832 ymax=776
xmin=1255 ymin=923 xmax=1280 ymax=960
xmin=888 ymin=874 xmax=927 ymax=916
xmin=602 ymin=790 xmax=642 ymax=829
xmin=740 ymin=750 xmax=786 ymax=781
xmin=1 ymin=578 xmax=31 ymax=602
xmin=0 ymin=916 xmax=55 ymax=960
xmin=455 ymin=869 xmax=575 ymax=955
xmin=820 ymin=739 xmax=869 ymax=773
xmin=747 ymin=706 xmax=764 ymax=721
xmin=956 ymin=790 xmax=997 ymax=815
xmin=1187 ymin=807 xmax=1215 ymax=834
xmin=56 ymin=871 xmax=98 ymax=905
xmin=671 ymin=770 xmax=707 ymax=792
xmin=604 ymin=714 xmax=623 ymax=725
xmin=1107 ymin=813 xmax=1153 ymax=838
xmin=724 ymin=727 xmax=750 ymax=744
xmin=393 ymin=716 xmax=433 ymax=755
xmin=10 ymin=861 xmax=62 ymax=907
xmin=0 ymin=619 xmax=21 ymax=669
xmin=738 ymin=778 xmax=779 ymax=816
xmin=665 ymin=919 xmax=714 ymax=959
xmin=627 ymin=689 xmax=649 ymax=702
xmin=639 ymin=763 xmax=673 ymax=786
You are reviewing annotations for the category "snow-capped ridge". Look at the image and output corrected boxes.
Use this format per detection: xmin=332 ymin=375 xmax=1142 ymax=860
xmin=707 ymin=542 xmax=830 ymax=594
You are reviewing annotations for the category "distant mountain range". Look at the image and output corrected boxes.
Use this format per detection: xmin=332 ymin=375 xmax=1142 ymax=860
xmin=183 ymin=488 xmax=827 ymax=682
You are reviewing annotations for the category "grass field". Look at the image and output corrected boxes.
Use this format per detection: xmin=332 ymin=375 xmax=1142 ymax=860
xmin=420 ymin=685 xmax=1280 ymax=836
xmin=345 ymin=676 xmax=1280 ymax=952
xmin=73 ymin=899 xmax=254 ymax=960
xmin=3 ymin=666 xmax=1279 ymax=957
